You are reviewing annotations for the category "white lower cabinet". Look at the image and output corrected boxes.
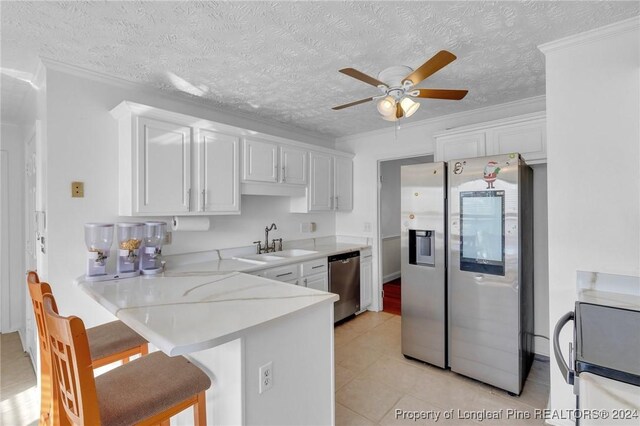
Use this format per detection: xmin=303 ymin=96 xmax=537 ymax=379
xmin=304 ymin=273 xmax=328 ymax=292
xmin=251 ymin=257 xmax=329 ymax=290
xmin=360 ymin=249 xmax=372 ymax=311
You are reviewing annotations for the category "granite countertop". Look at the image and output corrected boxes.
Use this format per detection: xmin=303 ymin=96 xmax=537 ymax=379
xmin=78 ymin=271 xmax=338 ymax=356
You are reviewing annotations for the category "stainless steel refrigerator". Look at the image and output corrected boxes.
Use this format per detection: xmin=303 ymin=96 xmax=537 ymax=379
xmin=401 ymin=162 xmax=447 ymax=368
xmin=448 ymin=153 xmax=534 ymax=395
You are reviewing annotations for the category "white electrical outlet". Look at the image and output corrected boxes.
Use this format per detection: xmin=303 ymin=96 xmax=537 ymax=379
xmin=258 ymin=361 xmax=273 ymax=394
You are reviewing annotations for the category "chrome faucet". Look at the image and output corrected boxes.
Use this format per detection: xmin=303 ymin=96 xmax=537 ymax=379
xmin=253 ymin=223 xmax=282 ymax=254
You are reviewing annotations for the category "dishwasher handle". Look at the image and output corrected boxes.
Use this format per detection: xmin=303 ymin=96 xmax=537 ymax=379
xmin=553 ymin=311 xmax=575 ymax=385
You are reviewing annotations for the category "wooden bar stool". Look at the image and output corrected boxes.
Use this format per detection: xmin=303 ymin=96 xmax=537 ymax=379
xmin=42 ymin=293 xmax=210 ymax=426
xmin=27 ymin=271 xmax=148 ymax=425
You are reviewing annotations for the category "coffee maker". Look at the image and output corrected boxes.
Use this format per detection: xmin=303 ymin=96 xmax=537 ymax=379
xmin=84 ymin=223 xmax=114 ymax=280
xmin=116 ymin=223 xmax=143 ymax=277
xmin=141 ymin=221 xmax=167 ymax=275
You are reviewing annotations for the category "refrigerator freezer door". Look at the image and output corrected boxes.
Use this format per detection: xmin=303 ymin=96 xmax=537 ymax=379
xmin=448 ymin=154 xmax=534 ymax=394
xmin=401 ymin=162 xmax=447 ymax=368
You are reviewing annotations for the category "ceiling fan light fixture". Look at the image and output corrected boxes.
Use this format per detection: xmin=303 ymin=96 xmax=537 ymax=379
xmin=376 ymin=96 xmax=396 ymax=116
xmin=400 ymin=97 xmax=420 ymax=118
xmin=381 ymin=113 xmax=399 ymax=122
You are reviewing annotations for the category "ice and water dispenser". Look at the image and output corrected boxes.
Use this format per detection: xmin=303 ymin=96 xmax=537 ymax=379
xmin=409 ymin=229 xmax=435 ymax=267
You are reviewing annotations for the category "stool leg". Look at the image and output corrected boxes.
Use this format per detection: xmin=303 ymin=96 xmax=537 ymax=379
xmin=159 ymin=420 xmax=170 ymax=426
xmin=193 ymin=392 xmax=206 ymax=426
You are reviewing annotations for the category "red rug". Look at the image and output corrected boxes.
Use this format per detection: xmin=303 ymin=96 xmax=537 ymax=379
xmin=383 ymin=278 xmax=401 ymax=316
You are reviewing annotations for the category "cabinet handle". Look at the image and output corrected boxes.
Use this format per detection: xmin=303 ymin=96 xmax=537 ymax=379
xmin=276 ymin=272 xmax=293 ymax=278
xmin=304 ymin=278 xmax=308 ymax=286
xmin=282 ymin=166 xmax=286 ymax=183
xmin=201 ymin=190 xmax=206 ymax=212
xmin=311 ymin=265 xmax=324 ymax=269
xmin=187 ymin=188 xmax=191 ymax=209
xmin=330 ymin=196 xmax=333 ymax=210
xmin=335 ymin=196 xmax=339 ymax=210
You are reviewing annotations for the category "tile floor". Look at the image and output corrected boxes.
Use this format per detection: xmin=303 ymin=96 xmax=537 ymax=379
xmin=1 ymin=312 xmax=550 ymax=426
xmin=0 ymin=333 xmax=39 ymax=426
xmin=335 ymin=312 xmax=550 ymax=425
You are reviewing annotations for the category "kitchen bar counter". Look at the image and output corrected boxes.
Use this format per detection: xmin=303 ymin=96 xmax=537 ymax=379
xmin=77 ymin=271 xmax=339 ymax=425
xmin=78 ymin=271 xmax=338 ymax=356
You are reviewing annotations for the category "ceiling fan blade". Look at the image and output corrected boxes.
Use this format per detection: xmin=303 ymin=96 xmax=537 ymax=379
xmin=412 ymin=88 xmax=468 ymax=100
xmin=402 ymin=50 xmax=457 ymax=85
xmin=396 ymin=102 xmax=404 ymax=119
xmin=332 ymin=97 xmax=374 ymax=110
xmin=339 ymin=68 xmax=387 ymax=88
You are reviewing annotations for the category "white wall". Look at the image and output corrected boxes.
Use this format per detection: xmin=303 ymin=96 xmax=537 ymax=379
xmin=0 ymin=122 xmax=25 ymax=336
xmin=40 ymin=68 xmax=337 ymax=328
xmin=541 ymin=18 xmax=639 ymax=424
xmin=335 ymin=95 xmax=551 ymax=354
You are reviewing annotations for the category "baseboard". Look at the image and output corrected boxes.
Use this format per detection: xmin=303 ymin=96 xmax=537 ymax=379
xmin=383 ymin=272 xmax=400 ymax=283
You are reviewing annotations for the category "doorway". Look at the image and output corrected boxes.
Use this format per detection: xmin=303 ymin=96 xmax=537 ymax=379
xmin=377 ymin=155 xmax=432 ymax=315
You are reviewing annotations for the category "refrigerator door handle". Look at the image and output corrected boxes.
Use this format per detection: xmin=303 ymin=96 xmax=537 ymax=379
xmin=553 ymin=311 xmax=575 ymax=385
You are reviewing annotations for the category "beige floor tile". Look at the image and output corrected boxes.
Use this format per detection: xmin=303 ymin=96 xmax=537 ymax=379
xmin=409 ymin=369 xmax=486 ymax=410
xmin=335 ymin=403 xmax=376 ymax=426
xmin=336 ymin=378 xmax=403 ymax=422
xmin=378 ymin=394 xmax=446 ymax=426
xmin=335 ymin=339 xmax=384 ymax=374
xmin=335 ymin=364 xmax=357 ymax=391
xmin=341 ymin=311 xmax=394 ymax=334
xmin=0 ymin=333 xmax=39 ymax=426
xmin=360 ymin=356 xmax=427 ymax=394
xmin=335 ymin=326 xmax=362 ymax=348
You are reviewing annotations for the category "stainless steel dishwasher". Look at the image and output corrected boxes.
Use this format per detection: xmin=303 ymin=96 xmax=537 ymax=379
xmin=328 ymin=251 xmax=360 ymax=322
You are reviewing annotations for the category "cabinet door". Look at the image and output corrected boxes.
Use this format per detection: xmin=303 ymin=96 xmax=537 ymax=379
xmin=199 ymin=129 xmax=240 ymax=213
xmin=487 ymin=119 xmax=546 ymax=163
xmin=136 ymin=117 xmax=191 ymax=214
xmin=280 ymin=146 xmax=307 ymax=185
xmin=243 ymin=138 xmax=278 ymax=182
xmin=435 ymin=132 xmax=486 ymax=162
xmin=308 ymin=152 xmax=333 ymax=211
xmin=305 ymin=273 xmax=328 ymax=292
xmin=360 ymin=257 xmax=372 ymax=310
xmin=334 ymin=156 xmax=353 ymax=211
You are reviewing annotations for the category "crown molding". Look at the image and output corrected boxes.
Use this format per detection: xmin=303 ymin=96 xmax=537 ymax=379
xmin=539 ymin=15 xmax=640 ymax=54
xmin=38 ymin=57 xmax=334 ymax=147
xmin=335 ymin=95 xmax=546 ymax=144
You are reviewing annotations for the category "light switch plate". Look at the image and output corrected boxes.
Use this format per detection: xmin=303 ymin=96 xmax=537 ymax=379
xmin=71 ymin=181 xmax=84 ymax=198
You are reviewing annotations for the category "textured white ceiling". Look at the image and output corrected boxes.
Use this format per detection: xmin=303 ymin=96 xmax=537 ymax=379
xmin=1 ymin=1 xmax=638 ymax=137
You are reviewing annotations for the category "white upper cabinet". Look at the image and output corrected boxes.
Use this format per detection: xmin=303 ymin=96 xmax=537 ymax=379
xmin=112 ymin=102 xmax=353 ymax=215
xmin=302 ymin=153 xmax=353 ymax=213
xmin=136 ymin=117 xmax=191 ymax=215
xmin=280 ymin=146 xmax=307 ymax=185
xmin=486 ymin=117 xmax=546 ymax=162
xmin=198 ymin=129 xmax=240 ymax=214
xmin=434 ymin=112 xmax=546 ymax=164
xmin=334 ymin=156 xmax=353 ymax=211
xmin=434 ymin=132 xmax=486 ymax=162
xmin=308 ymin=152 xmax=334 ymax=211
xmin=243 ymin=138 xmax=279 ymax=183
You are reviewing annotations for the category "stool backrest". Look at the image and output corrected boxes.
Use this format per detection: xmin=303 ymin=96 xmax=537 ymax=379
xmin=42 ymin=294 xmax=101 ymax=426
xmin=26 ymin=272 xmax=52 ymax=360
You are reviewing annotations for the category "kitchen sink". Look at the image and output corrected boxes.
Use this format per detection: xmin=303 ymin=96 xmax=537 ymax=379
xmin=233 ymin=254 xmax=284 ymax=264
xmin=271 ymin=249 xmax=318 ymax=257
xmin=233 ymin=249 xmax=319 ymax=264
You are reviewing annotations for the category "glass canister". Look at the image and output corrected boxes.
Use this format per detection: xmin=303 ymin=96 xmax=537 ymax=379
xmin=141 ymin=221 xmax=167 ymax=274
xmin=116 ymin=223 xmax=143 ymax=275
xmin=84 ymin=223 xmax=114 ymax=278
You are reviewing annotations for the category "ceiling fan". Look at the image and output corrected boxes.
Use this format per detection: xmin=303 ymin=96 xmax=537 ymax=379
xmin=332 ymin=50 xmax=468 ymax=121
